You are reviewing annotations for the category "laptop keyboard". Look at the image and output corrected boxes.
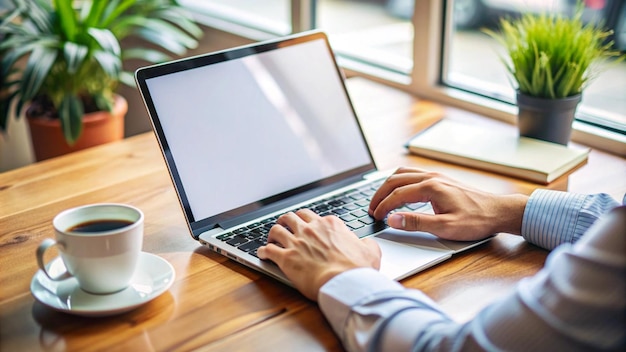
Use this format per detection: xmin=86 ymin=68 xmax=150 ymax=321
xmin=215 ymin=179 xmax=429 ymax=258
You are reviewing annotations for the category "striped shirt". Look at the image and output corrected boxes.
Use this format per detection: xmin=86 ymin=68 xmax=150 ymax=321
xmin=319 ymin=190 xmax=624 ymax=352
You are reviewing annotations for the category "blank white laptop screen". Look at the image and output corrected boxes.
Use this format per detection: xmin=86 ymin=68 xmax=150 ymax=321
xmin=144 ymin=39 xmax=372 ymax=222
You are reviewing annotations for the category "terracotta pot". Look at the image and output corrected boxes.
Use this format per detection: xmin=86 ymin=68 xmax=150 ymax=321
xmin=27 ymin=95 xmax=128 ymax=161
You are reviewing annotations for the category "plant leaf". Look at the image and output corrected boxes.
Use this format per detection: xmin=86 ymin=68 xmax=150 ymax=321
xmin=15 ymin=95 xmax=27 ymax=120
xmin=141 ymin=18 xmax=199 ymax=49
xmin=20 ymin=46 xmax=58 ymax=102
xmin=1 ymin=38 xmax=58 ymax=80
xmin=58 ymin=93 xmax=84 ymax=145
xmin=155 ymin=8 xmax=203 ymax=38
xmin=63 ymin=41 xmax=88 ymax=74
xmin=93 ymin=92 xmax=113 ymax=112
xmin=32 ymin=0 xmax=54 ymax=12
xmin=0 ymin=22 xmax=39 ymax=37
xmin=116 ymin=17 xmax=198 ymax=53
xmin=119 ymin=71 xmax=136 ymax=87
xmin=92 ymin=50 xmax=121 ymax=77
xmin=101 ymin=0 xmax=136 ymax=29
xmin=0 ymin=6 xmax=22 ymax=29
xmin=544 ymin=54 xmax=555 ymax=99
xmin=559 ymin=63 xmax=582 ymax=97
xmin=53 ymin=0 xmax=77 ymax=41
xmin=134 ymin=27 xmax=187 ymax=55
xmin=87 ymin=27 xmax=121 ymax=56
xmin=84 ymin=0 xmax=108 ymax=27
xmin=16 ymin=0 xmax=53 ymax=34
xmin=0 ymin=36 xmax=36 ymax=50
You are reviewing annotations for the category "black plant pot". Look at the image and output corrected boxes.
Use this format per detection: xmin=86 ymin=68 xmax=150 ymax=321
xmin=516 ymin=92 xmax=581 ymax=145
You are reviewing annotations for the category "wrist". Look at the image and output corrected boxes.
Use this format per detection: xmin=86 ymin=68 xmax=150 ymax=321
xmin=493 ymin=194 xmax=528 ymax=235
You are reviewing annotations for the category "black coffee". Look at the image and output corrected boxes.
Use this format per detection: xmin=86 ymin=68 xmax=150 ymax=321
xmin=68 ymin=219 xmax=134 ymax=233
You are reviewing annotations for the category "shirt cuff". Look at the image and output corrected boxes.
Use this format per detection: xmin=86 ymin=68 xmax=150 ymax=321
xmin=318 ymin=268 xmax=405 ymax=339
xmin=521 ymin=189 xmax=619 ymax=250
xmin=521 ymin=189 xmax=584 ymax=249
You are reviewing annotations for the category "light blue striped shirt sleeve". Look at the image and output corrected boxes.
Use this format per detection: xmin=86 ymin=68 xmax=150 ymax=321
xmin=521 ymin=189 xmax=620 ymax=250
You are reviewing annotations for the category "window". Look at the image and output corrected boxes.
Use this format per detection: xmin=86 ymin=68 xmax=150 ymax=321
xmin=318 ymin=0 xmax=413 ymax=77
xmin=183 ymin=0 xmax=625 ymax=152
xmin=184 ymin=0 xmax=292 ymax=35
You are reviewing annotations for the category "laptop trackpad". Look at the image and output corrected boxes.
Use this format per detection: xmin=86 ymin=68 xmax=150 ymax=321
xmin=373 ymin=235 xmax=452 ymax=281
xmin=377 ymin=229 xmax=452 ymax=250
xmin=376 ymin=228 xmax=490 ymax=253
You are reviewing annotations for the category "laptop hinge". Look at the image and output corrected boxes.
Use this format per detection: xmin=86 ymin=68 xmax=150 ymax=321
xmin=191 ymin=224 xmax=222 ymax=240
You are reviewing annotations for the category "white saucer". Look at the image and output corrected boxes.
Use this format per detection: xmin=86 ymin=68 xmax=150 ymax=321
xmin=31 ymin=252 xmax=175 ymax=317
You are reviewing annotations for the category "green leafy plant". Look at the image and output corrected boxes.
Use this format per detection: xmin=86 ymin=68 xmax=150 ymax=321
xmin=0 ymin=0 xmax=202 ymax=144
xmin=484 ymin=4 xmax=623 ymax=99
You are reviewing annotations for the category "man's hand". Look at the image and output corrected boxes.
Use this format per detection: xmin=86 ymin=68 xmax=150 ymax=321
xmin=369 ymin=167 xmax=528 ymax=241
xmin=257 ymin=209 xmax=381 ymax=301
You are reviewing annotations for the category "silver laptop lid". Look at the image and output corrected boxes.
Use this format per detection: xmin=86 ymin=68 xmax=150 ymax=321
xmin=135 ymin=31 xmax=376 ymax=238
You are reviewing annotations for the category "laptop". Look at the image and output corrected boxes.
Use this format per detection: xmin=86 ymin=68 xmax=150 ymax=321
xmin=135 ymin=30 xmax=489 ymax=285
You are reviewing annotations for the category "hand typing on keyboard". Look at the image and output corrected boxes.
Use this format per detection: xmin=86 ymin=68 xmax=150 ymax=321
xmin=369 ymin=167 xmax=527 ymax=241
xmin=257 ymin=209 xmax=381 ymax=301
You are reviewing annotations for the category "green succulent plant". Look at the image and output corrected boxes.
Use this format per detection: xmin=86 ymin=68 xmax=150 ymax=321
xmin=483 ymin=3 xmax=624 ymax=99
xmin=0 ymin=0 xmax=202 ymax=144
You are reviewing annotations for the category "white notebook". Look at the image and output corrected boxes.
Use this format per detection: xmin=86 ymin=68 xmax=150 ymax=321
xmin=406 ymin=119 xmax=590 ymax=184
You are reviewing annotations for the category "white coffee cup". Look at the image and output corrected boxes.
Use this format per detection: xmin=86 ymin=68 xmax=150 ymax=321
xmin=36 ymin=203 xmax=144 ymax=294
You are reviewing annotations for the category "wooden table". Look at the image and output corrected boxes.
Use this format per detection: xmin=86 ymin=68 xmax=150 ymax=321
xmin=2 ymin=78 xmax=624 ymax=351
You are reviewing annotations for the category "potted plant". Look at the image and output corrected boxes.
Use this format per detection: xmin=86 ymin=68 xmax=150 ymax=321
xmin=484 ymin=3 xmax=623 ymax=145
xmin=0 ymin=0 xmax=202 ymax=160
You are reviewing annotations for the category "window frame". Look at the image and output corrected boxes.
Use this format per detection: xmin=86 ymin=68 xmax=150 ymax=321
xmin=183 ymin=0 xmax=626 ymax=155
